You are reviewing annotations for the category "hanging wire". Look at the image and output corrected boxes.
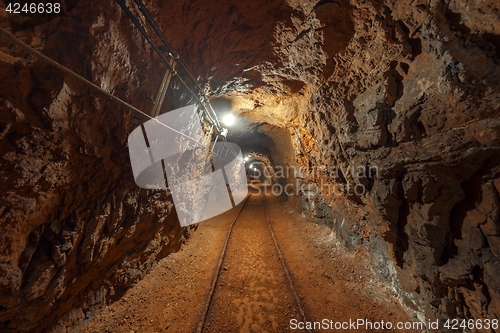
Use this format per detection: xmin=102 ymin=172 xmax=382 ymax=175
xmin=131 ymin=0 xmax=222 ymax=130
xmin=115 ymin=0 xmax=238 ymax=158
xmin=0 ymin=26 xmax=231 ymax=159
xmin=133 ymin=0 xmax=221 ymax=124
xmin=1 ymin=0 xmax=239 ymax=159
xmin=115 ymin=0 xmax=222 ymax=131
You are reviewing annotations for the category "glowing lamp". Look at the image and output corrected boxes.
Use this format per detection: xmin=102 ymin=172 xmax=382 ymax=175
xmin=222 ymin=114 xmax=235 ymax=126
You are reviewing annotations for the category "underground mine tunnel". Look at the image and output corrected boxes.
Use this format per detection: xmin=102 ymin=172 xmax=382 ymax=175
xmin=0 ymin=0 xmax=499 ymax=332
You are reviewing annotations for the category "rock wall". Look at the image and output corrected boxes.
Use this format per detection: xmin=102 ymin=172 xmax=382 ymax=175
xmin=0 ymin=0 xmax=196 ymax=331
xmin=225 ymin=0 xmax=500 ymax=326
xmin=280 ymin=0 xmax=500 ymax=325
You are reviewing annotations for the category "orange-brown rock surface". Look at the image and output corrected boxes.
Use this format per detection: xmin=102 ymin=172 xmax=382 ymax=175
xmin=0 ymin=1 xmax=193 ymax=331
xmin=0 ymin=0 xmax=499 ymax=331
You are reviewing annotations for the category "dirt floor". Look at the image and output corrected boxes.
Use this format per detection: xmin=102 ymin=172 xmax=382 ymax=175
xmin=202 ymin=189 xmax=302 ymax=333
xmin=84 ymin=186 xmax=423 ymax=333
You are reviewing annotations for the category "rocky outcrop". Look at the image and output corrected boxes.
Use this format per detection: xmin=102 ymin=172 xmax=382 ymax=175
xmin=222 ymin=0 xmax=500 ymax=326
xmin=296 ymin=0 xmax=500 ymax=323
xmin=0 ymin=0 xmax=196 ymax=331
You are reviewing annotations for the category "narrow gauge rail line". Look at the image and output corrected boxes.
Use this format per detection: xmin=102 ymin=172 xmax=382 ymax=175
xmin=196 ymin=188 xmax=311 ymax=333
xmin=195 ymin=194 xmax=251 ymax=333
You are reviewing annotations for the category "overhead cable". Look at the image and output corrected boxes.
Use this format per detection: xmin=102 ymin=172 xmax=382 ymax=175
xmin=0 ymin=27 xmax=228 ymax=158
xmin=115 ymin=0 xmax=223 ymax=132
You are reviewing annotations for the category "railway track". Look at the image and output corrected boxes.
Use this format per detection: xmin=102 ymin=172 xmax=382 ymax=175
xmin=196 ymin=185 xmax=311 ymax=333
xmin=84 ymin=182 xmax=418 ymax=333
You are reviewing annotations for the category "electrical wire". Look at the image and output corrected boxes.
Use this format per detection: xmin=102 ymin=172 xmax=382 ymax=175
xmin=131 ymin=0 xmax=222 ymax=130
xmin=2 ymin=0 xmax=238 ymax=158
xmin=117 ymin=0 xmax=238 ymax=158
xmin=116 ymin=0 xmax=222 ymax=132
xmin=0 ymin=26 xmax=233 ymax=158
xmin=114 ymin=0 xmax=200 ymax=106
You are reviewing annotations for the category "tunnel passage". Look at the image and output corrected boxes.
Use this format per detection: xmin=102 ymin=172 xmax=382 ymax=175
xmin=0 ymin=0 xmax=500 ymax=331
xmin=210 ymin=95 xmax=299 ymax=197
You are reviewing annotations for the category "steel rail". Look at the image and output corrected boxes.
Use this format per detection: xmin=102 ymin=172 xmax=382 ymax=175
xmin=196 ymin=190 xmax=311 ymax=333
xmin=264 ymin=197 xmax=312 ymax=333
xmin=195 ymin=194 xmax=251 ymax=333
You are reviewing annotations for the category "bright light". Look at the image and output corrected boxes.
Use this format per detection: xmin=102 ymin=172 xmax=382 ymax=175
xmin=222 ymin=114 xmax=235 ymax=126
xmin=244 ymin=157 xmax=249 ymax=162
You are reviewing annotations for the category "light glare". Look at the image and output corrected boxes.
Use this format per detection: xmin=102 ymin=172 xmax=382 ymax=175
xmin=223 ymin=114 xmax=235 ymax=126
